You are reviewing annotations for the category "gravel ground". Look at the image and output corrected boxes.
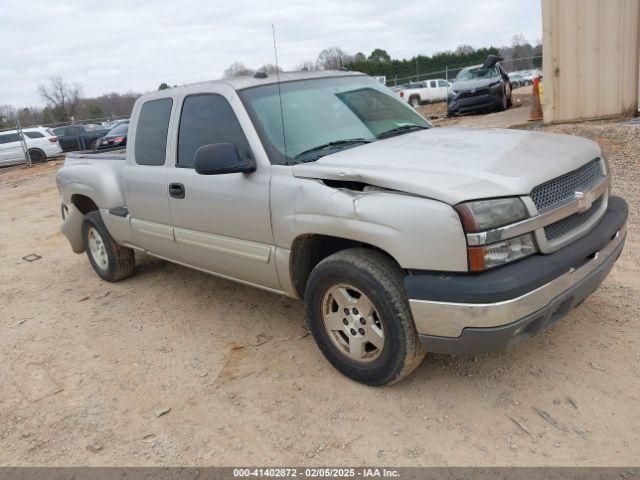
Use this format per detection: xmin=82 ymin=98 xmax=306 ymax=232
xmin=0 ymin=115 xmax=638 ymax=467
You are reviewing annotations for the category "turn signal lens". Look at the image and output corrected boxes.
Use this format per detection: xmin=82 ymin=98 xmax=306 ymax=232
xmin=467 ymin=233 xmax=537 ymax=271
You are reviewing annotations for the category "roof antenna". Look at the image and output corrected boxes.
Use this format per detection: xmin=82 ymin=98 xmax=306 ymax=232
xmin=272 ymin=24 xmax=288 ymax=162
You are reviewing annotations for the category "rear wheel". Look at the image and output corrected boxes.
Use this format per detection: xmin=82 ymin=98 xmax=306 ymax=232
xmin=27 ymin=148 xmax=46 ymax=163
xmin=409 ymin=96 xmax=421 ymax=108
xmin=305 ymin=248 xmax=425 ymax=386
xmin=82 ymin=211 xmax=135 ymax=282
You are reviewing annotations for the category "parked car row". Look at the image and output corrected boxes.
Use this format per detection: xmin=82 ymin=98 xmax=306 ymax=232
xmin=0 ymin=127 xmax=63 ymax=167
xmin=51 ymin=124 xmax=111 ymax=152
xmin=389 ymin=61 xmax=542 ymax=117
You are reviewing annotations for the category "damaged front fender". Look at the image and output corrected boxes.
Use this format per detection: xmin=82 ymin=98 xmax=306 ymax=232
xmin=271 ymin=167 xmax=468 ymax=272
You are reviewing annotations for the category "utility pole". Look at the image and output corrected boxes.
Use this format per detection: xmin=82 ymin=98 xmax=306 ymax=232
xmin=415 ymin=58 xmax=419 ymax=82
xmin=15 ymin=116 xmax=32 ymax=166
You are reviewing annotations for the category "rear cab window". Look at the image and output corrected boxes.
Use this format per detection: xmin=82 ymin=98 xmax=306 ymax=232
xmin=176 ymin=94 xmax=251 ymax=169
xmin=134 ymin=98 xmax=173 ymax=166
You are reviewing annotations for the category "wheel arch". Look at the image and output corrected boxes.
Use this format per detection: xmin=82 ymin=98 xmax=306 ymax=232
xmin=71 ymin=193 xmax=99 ymax=214
xmin=288 ymin=234 xmax=399 ymax=299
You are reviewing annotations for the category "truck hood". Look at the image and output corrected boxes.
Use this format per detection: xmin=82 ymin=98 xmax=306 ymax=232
xmin=291 ymin=127 xmax=601 ymax=205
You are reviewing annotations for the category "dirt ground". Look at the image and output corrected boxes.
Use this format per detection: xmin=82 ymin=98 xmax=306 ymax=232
xmin=1 ymin=112 xmax=639 ymax=467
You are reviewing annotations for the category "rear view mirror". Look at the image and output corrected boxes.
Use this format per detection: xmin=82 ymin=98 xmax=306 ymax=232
xmin=194 ymin=143 xmax=256 ymax=175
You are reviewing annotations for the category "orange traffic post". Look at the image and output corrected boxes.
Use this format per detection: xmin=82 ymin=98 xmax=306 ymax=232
xmin=529 ymin=76 xmax=543 ymax=121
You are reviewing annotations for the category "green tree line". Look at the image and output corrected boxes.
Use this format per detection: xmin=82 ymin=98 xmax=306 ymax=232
xmin=347 ymin=47 xmax=500 ymax=84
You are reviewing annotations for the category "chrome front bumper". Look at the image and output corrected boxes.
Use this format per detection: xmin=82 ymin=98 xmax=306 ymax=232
xmin=409 ymin=221 xmax=626 ymax=340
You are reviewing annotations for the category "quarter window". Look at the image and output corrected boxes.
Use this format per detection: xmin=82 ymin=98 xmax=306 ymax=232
xmin=134 ymin=98 xmax=173 ymax=166
xmin=177 ymin=94 xmax=251 ymax=168
xmin=24 ymin=131 xmax=45 ymax=138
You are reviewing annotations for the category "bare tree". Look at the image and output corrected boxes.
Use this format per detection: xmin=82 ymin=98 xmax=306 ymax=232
xmin=0 ymin=104 xmax=16 ymax=125
xmin=455 ymin=44 xmax=475 ymax=55
xmin=38 ymin=76 xmax=82 ymax=122
xmin=316 ymin=47 xmax=353 ymax=70
xmin=223 ymin=62 xmax=255 ymax=78
xmin=296 ymin=60 xmax=318 ymax=71
xmin=511 ymin=34 xmax=528 ymax=47
xmin=257 ymin=63 xmax=282 ymax=75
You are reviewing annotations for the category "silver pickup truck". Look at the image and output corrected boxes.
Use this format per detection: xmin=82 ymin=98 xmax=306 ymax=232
xmin=57 ymin=70 xmax=628 ymax=385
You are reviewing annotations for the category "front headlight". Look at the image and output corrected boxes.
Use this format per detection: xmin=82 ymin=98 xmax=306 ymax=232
xmin=456 ymin=197 xmax=537 ymax=271
xmin=455 ymin=197 xmax=528 ymax=232
xmin=467 ymin=233 xmax=537 ymax=271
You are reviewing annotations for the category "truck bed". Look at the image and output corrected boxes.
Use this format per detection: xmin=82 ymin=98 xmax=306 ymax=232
xmin=66 ymin=149 xmax=126 ymax=162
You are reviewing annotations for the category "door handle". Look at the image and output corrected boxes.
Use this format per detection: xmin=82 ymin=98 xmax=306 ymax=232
xmin=169 ymin=183 xmax=185 ymax=199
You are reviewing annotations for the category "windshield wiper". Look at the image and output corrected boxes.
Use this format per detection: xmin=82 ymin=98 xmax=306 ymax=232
xmin=294 ymin=138 xmax=373 ymax=160
xmin=377 ymin=124 xmax=429 ymax=139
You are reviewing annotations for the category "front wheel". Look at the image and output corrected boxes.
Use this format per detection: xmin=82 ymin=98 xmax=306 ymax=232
xmin=82 ymin=211 xmax=135 ymax=282
xmin=305 ymin=249 xmax=425 ymax=386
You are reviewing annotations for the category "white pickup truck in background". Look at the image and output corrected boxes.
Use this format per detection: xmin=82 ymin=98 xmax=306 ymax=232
xmin=398 ymin=79 xmax=451 ymax=107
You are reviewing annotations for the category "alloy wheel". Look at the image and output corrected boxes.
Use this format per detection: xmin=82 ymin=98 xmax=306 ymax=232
xmin=321 ymin=284 xmax=385 ymax=363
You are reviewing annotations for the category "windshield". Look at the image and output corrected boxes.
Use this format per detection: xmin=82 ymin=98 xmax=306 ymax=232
xmin=456 ymin=66 xmax=499 ymax=81
xmin=107 ymin=124 xmax=128 ymax=136
xmin=239 ymin=76 xmax=431 ymax=164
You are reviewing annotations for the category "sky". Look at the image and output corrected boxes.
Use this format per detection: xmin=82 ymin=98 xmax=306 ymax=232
xmin=0 ymin=0 xmax=542 ymax=108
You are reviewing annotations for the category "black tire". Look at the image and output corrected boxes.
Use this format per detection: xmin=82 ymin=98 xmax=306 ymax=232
xmin=305 ymin=248 xmax=425 ymax=386
xmin=499 ymin=88 xmax=509 ymax=111
xmin=28 ymin=148 xmax=46 ymax=163
xmin=409 ymin=95 xmax=421 ymax=108
xmin=81 ymin=211 xmax=135 ymax=282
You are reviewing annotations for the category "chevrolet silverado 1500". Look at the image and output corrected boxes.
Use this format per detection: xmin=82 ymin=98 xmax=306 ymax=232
xmin=57 ymin=71 xmax=628 ymax=385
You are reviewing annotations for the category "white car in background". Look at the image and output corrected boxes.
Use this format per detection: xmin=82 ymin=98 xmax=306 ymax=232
xmin=398 ymin=79 xmax=451 ymax=107
xmin=0 ymin=126 xmax=63 ymax=167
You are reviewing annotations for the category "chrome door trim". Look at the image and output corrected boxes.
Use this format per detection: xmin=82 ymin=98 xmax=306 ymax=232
xmin=131 ymin=218 xmax=174 ymax=240
xmin=173 ymin=227 xmax=272 ymax=264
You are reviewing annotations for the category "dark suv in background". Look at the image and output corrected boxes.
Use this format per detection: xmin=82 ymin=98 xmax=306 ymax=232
xmin=52 ymin=124 xmax=110 ymax=152
xmin=447 ymin=62 xmax=512 ymax=116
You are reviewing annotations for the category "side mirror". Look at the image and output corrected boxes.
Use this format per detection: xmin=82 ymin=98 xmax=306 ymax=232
xmin=194 ymin=143 xmax=256 ymax=175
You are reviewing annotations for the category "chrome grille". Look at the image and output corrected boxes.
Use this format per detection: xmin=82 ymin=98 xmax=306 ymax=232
xmin=531 ymin=159 xmax=604 ymax=211
xmin=544 ymin=195 xmax=604 ymax=241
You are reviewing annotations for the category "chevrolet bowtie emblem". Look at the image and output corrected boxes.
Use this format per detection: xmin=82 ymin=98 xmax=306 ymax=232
xmin=575 ymin=191 xmax=594 ymax=213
